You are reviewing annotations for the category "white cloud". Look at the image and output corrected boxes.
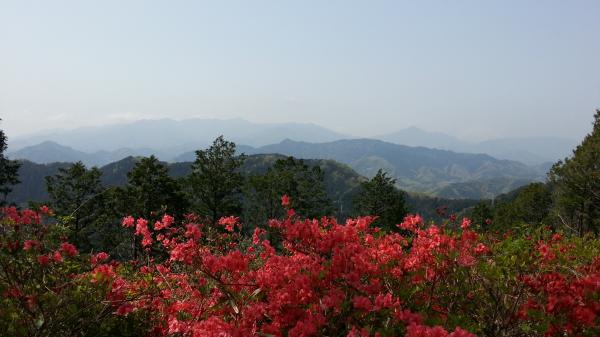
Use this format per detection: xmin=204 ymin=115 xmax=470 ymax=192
xmin=47 ymin=113 xmax=67 ymax=121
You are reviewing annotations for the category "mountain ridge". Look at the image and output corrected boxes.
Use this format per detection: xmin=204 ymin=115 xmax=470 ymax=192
xmin=6 ymin=156 xmax=481 ymax=221
xmin=376 ymin=126 xmax=577 ymax=165
xmin=10 ymin=119 xmax=577 ymax=165
xmin=8 ymin=138 xmax=547 ymax=198
xmin=9 ymin=118 xmax=351 ymax=152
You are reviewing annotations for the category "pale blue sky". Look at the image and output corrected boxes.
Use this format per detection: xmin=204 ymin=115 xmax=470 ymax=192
xmin=1 ymin=0 xmax=599 ymax=141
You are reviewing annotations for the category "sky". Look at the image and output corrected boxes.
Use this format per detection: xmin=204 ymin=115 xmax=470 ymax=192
xmin=1 ymin=0 xmax=599 ymax=141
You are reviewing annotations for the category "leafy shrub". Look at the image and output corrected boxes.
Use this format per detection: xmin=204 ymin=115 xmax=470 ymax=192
xmin=2 ymin=200 xmax=600 ymax=336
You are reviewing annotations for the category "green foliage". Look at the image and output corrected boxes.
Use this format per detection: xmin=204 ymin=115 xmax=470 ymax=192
xmin=352 ymin=169 xmax=408 ymax=231
xmin=45 ymin=162 xmax=107 ymax=251
xmin=243 ymin=156 xmax=333 ymax=230
xmin=493 ymin=182 xmax=552 ymax=230
xmin=45 ymin=162 xmax=103 ymax=231
xmin=121 ymin=155 xmax=187 ymax=220
xmin=549 ymin=110 xmax=600 ymax=235
xmin=257 ymin=138 xmax=546 ymax=198
xmin=0 ymin=121 xmax=20 ymax=204
xmin=186 ymin=136 xmax=246 ymax=225
xmin=0 ymin=210 xmax=146 ymax=336
xmin=464 ymin=182 xmax=552 ymax=232
xmin=469 ymin=201 xmax=493 ymax=230
xmin=405 ymin=193 xmax=480 ymax=222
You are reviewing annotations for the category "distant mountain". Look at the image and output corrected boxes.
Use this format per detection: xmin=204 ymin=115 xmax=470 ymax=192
xmin=376 ymin=127 xmax=467 ymax=151
xmin=376 ymin=127 xmax=577 ymax=165
xmin=7 ymin=156 xmax=480 ymax=222
xmin=10 ymin=118 xmax=350 ymax=153
xmin=9 ymin=137 xmax=549 ymax=199
xmin=9 ymin=141 xmax=95 ymax=165
xmin=245 ymin=138 xmax=546 ymax=196
xmin=472 ymin=137 xmax=576 ymax=165
xmin=432 ymin=177 xmax=536 ymax=200
xmin=8 ymin=141 xmax=162 ymax=167
xmin=7 ymin=155 xmax=366 ymax=218
xmin=7 ymin=161 xmax=72 ymax=205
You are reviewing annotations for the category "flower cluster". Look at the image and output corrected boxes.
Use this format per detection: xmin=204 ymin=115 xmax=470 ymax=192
xmin=3 ymin=202 xmax=600 ymax=336
xmin=109 ymin=207 xmax=494 ymax=336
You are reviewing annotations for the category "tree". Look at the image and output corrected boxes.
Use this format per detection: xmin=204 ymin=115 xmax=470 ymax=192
xmin=243 ymin=156 xmax=333 ymax=230
xmin=114 ymin=156 xmax=188 ymax=259
xmin=491 ymin=182 xmax=552 ymax=230
xmin=121 ymin=155 xmax=187 ymax=221
xmin=0 ymin=120 xmax=20 ymax=204
xmin=187 ymin=136 xmax=246 ymax=225
xmin=352 ymin=169 xmax=408 ymax=231
xmin=549 ymin=110 xmax=600 ymax=235
xmin=469 ymin=201 xmax=494 ymax=231
xmin=45 ymin=162 xmax=103 ymax=232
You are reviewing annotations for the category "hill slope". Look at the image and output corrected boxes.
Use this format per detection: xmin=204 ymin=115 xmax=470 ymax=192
xmin=247 ymin=139 xmax=546 ymax=196
xmin=8 ymin=141 xmax=160 ymax=167
xmin=6 ymin=156 xmax=480 ymax=221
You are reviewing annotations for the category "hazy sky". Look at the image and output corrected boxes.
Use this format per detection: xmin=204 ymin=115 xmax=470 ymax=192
xmin=1 ymin=0 xmax=599 ymax=141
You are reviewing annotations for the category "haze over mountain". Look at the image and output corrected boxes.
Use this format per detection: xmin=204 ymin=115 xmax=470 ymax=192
xmin=9 ymin=118 xmax=350 ymax=153
xmin=10 ymin=118 xmax=578 ymax=165
xmin=7 ymin=136 xmax=547 ymax=199
xmin=8 ymin=141 xmax=164 ymax=167
xmin=377 ymin=127 xmax=577 ymax=165
xmin=243 ymin=138 xmax=547 ymax=197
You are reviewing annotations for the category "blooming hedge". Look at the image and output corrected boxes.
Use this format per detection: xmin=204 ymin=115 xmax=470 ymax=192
xmin=1 ymin=201 xmax=600 ymax=336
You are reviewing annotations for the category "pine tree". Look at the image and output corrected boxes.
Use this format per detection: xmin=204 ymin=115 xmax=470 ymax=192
xmin=549 ymin=110 xmax=600 ymax=235
xmin=187 ymin=136 xmax=246 ymax=225
xmin=122 ymin=155 xmax=187 ymax=220
xmin=0 ymin=121 xmax=20 ymax=204
xmin=352 ymin=169 xmax=408 ymax=231
xmin=244 ymin=156 xmax=332 ymax=229
xmin=492 ymin=183 xmax=552 ymax=230
xmin=45 ymin=161 xmax=103 ymax=231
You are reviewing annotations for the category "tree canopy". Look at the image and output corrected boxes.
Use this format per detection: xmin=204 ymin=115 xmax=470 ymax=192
xmin=549 ymin=110 xmax=600 ymax=235
xmin=353 ymin=169 xmax=408 ymax=231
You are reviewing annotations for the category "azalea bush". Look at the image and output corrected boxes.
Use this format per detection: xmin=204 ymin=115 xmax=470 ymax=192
xmin=0 ymin=207 xmax=146 ymax=337
xmin=2 ymin=200 xmax=600 ymax=336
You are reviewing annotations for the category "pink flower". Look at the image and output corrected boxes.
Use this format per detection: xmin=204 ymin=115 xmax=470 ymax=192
xmin=37 ymin=255 xmax=50 ymax=266
xmin=154 ymin=214 xmax=175 ymax=230
xmin=39 ymin=205 xmax=53 ymax=215
xmin=23 ymin=240 xmax=39 ymax=251
xmin=122 ymin=216 xmax=135 ymax=228
xmin=352 ymin=296 xmax=373 ymax=311
xmin=474 ymin=243 xmax=489 ymax=255
xmin=134 ymin=218 xmax=153 ymax=247
xmin=91 ymin=252 xmax=110 ymax=265
xmin=52 ymin=251 xmax=63 ymax=263
xmin=185 ymin=224 xmax=202 ymax=241
xmin=60 ymin=242 xmax=78 ymax=257
xmin=281 ymin=195 xmax=290 ymax=207
xmin=218 ymin=216 xmax=239 ymax=232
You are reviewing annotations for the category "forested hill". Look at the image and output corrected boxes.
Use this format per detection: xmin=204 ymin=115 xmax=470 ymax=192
xmin=11 ymin=138 xmax=547 ymax=199
xmin=243 ymin=139 xmax=547 ymax=197
xmin=7 ymin=155 xmax=480 ymax=221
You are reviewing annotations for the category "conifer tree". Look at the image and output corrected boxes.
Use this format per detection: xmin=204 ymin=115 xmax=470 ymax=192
xmin=353 ymin=169 xmax=408 ymax=231
xmin=0 ymin=121 xmax=20 ymax=204
xmin=45 ymin=161 xmax=103 ymax=231
xmin=244 ymin=156 xmax=333 ymax=229
xmin=491 ymin=182 xmax=552 ymax=230
xmin=122 ymin=155 xmax=187 ymax=221
xmin=187 ymin=136 xmax=246 ymax=225
xmin=549 ymin=110 xmax=600 ymax=235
